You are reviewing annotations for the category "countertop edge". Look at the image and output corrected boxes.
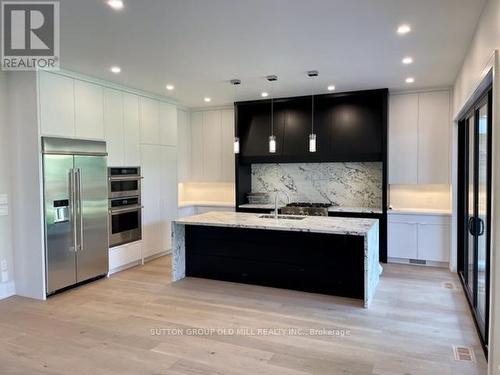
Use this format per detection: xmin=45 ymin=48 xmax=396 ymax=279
xmin=388 ymin=209 xmax=452 ymax=216
xmin=179 ymin=201 xmax=236 ymax=208
xmin=173 ymin=220 xmax=371 ymax=237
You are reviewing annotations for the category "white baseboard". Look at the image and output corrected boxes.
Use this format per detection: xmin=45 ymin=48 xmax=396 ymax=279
xmin=108 ymin=250 xmax=171 ymax=275
xmin=108 ymin=260 xmax=143 ymax=275
xmin=388 ymin=257 xmax=449 ymax=268
xmin=0 ymin=281 xmax=15 ymax=300
xmin=144 ymin=250 xmax=171 ymax=263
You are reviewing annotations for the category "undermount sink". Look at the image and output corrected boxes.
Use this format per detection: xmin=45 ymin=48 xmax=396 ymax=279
xmin=258 ymin=214 xmax=307 ymax=220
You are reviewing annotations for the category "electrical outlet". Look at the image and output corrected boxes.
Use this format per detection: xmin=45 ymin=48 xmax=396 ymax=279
xmin=0 ymin=260 xmax=6 ymax=271
xmin=1 ymin=270 xmax=8 ymax=283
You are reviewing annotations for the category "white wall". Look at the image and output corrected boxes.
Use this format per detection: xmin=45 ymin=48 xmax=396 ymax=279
xmin=453 ymin=0 xmax=500 ymax=373
xmin=0 ymin=71 xmax=15 ymax=299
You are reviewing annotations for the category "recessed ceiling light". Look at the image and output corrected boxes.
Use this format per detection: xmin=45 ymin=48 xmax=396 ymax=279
xmin=405 ymin=77 xmax=415 ymax=83
xmin=204 ymin=97 xmax=211 ymax=102
xmin=110 ymin=66 xmax=121 ymax=74
xmin=402 ymin=57 xmax=413 ymax=65
xmin=327 ymin=85 xmax=335 ymax=91
xmin=397 ymin=24 xmax=411 ymax=35
xmin=261 ymin=92 xmax=269 ymax=98
xmin=107 ymin=0 xmax=124 ymax=10
xmin=166 ymin=84 xmax=174 ymax=91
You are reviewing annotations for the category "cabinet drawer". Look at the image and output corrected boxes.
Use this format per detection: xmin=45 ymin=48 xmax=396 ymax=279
xmin=418 ymin=224 xmax=450 ymax=262
xmin=109 ymin=241 xmax=142 ymax=270
xmin=388 ymin=222 xmax=418 ymax=259
xmin=388 ymin=213 xmax=450 ymax=225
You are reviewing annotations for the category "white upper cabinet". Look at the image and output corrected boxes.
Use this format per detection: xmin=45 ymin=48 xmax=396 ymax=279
xmin=160 ymin=102 xmax=177 ymax=146
xmin=202 ymin=111 xmax=222 ymax=181
xmin=123 ymin=93 xmax=141 ymax=166
xmin=389 ymin=94 xmax=418 ymax=184
xmin=186 ymin=108 xmax=235 ymax=183
xmin=103 ymin=88 xmax=124 ymax=167
xmin=388 ymin=90 xmax=450 ymax=185
xmin=39 ymin=72 xmax=75 ymax=137
xmin=177 ymin=109 xmax=191 ymax=182
xmin=140 ymin=97 xmax=160 ymax=145
xmin=221 ymin=109 xmax=235 ymax=182
xmin=190 ymin=112 xmax=204 ymax=181
xmin=74 ymin=80 xmax=104 ymax=140
xmin=418 ymin=91 xmax=450 ymax=184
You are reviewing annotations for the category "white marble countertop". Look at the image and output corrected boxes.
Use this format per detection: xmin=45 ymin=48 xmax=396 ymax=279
xmin=238 ymin=204 xmax=383 ymax=214
xmin=238 ymin=203 xmax=280 ymax=210
xmin=388 ymin=208 xmax=452 ymax=216
xmin=174 ymin=211 xmax=378 ymax=236
xmin=328 ymin=206 xmax=383 ymax=214
xmin=179 ymin=201 xmax=235 ymax=208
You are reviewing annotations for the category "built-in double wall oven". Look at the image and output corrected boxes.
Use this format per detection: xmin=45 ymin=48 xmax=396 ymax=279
xmin=108 ymin=167 xmax=143 ymax=247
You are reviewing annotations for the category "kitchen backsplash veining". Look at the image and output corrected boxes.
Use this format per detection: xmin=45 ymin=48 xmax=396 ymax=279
xmin=251 ymin=162 xmax=383 ymax=208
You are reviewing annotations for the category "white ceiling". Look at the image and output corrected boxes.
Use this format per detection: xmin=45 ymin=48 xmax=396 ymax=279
xmin=60 ymin=0 xmax=485 ymax=108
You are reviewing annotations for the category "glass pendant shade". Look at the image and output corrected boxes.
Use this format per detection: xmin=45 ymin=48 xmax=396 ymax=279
xmin=269 ymin=135 xmax=276 ymax=153
xmin=309 ymin=133 xmax=317 ymax=153
xmin=233 ymin=137 xmax=240 ymax=154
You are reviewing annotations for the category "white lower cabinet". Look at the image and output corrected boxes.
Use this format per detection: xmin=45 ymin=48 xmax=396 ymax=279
xmin=417 ymin=224 xmax=450 ymax=262
xmin=141 ymin=145 xmax=162 ymax=258
xmin=388 ymin=213 xmax=450 ymax=265
xmin=109 ymin=241 xmax=142 ymax=272
xmin=160 ymin=146 xmax=178 ymax=252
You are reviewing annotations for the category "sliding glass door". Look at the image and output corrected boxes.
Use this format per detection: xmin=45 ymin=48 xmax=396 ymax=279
xmin=458 ymin=87 xmax=491 ymax=353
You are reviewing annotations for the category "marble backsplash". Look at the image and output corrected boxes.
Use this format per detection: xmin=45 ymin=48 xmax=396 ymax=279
xmin=251 ymin=162 xmax=383 ymax=208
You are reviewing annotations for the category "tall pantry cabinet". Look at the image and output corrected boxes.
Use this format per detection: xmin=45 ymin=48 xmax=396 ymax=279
xmin=37 ymin=70 xmax=178 ymax=271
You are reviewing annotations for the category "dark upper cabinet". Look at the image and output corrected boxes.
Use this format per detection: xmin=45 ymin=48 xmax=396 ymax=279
xmin=326 ymin=90 xmax=385 ymax=161
xmin=282 ymin=97 xmax=311 ymax=157
xmin=238 ymin=100 xmax=285 ymax=162
xmin=236 ymin=89 xmax=387 ymax=163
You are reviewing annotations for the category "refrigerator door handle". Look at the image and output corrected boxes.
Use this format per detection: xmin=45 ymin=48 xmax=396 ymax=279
xmin=76 ymin=168 xmax=84 ymax=251
xmin=70 ymin=168 xmax=78 ymax=252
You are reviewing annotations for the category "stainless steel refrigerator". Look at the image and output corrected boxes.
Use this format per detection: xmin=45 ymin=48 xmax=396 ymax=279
xmin=42 ymin=137 xmax=109 ymax=295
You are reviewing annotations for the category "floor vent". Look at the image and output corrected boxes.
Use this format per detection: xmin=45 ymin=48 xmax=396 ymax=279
xmin=442 ymin=282 xmax=457 ymax=290
xmin=453 ymin=346 xmax=475 ymax=363
xmin=409 ymin=259 xmax=426 ymax=265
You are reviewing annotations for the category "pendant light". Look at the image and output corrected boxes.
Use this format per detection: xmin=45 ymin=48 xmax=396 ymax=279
xmin=269 ymin=99 xmax=276 ymax=153
xmin=266 ymin=75 xmax=278 ymax=153
xmin=230 ymin=79 xmax=241 ymax=154
xmin=307 ymin=71 xmax=318 ymax=153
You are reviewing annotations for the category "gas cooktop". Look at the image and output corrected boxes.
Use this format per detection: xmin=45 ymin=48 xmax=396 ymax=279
xmin=281 ymin=202 xmax=333 ymax=216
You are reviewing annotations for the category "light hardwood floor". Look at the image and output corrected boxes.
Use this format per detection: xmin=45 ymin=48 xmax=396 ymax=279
xmin=0 ymin=256 xmax=488 ymax=375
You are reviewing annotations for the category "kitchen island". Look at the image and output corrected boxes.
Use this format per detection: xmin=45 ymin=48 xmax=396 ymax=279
xmin=172 ymin=212 xmax=380 ymax=307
